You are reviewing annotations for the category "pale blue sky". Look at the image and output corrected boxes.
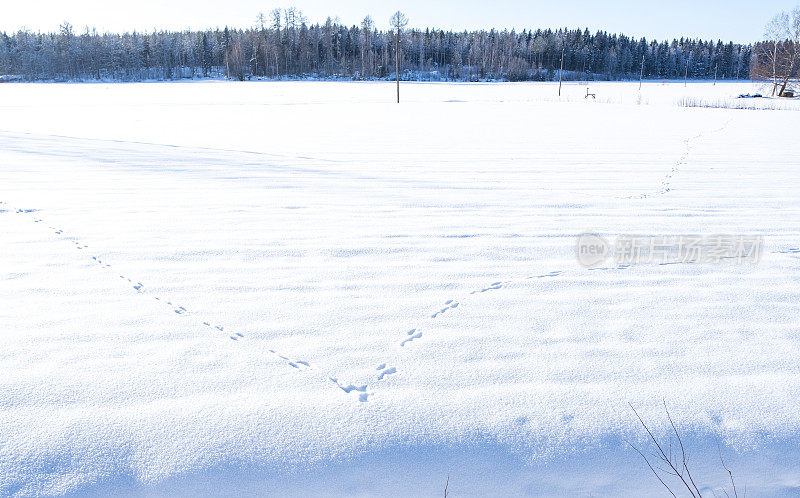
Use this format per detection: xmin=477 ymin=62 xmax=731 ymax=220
xmin=3 ymin=0 xmax=798 ymax=42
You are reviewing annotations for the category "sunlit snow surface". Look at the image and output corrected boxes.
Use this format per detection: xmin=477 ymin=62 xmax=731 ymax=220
xmin=1 ymin=81 xmax=799 ymax=496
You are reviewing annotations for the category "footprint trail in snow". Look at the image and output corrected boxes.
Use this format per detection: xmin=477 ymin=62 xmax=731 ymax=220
xmin=6 ymin=203 xmax=311 ymax=372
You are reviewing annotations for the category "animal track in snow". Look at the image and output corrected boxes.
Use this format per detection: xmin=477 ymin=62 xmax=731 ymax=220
xmin=329 ymin=378 xmax=369 ymax=402
xmin=472 ymin=282 xmax=503 ymax=294
xmin=625 ymin=119 xmax=732 ymax=200
xmin=342 ymin=269 xmax=576 ymax=400
xmin=332 ymin=363 xmax=398 ymax=403
xmin=7 ymin=201 xmax=321 ymax=374
xmin=431 ymin=300 xmax=459 ymax=318
xmin=588 ymin=265 xmax=632 ymax=272
xmin=267 ymin=349 xmax=311 ymax=369
xmin=283 ymin=356 xmax=309 ymax=369
xmin=400 ymin=329 xmax=423 ymax=347
xmin=528 ymin=270 xmax=563 ymax=279
xmin=377 ymin=365 xmax=397 ymax=380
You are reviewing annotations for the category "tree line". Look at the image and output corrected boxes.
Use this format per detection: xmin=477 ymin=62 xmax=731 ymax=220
xmin=0 ymin=9 xmax=753 ymax=83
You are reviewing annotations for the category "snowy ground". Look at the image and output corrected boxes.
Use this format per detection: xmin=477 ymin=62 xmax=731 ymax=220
xmin=1 ymin=80 xmax=799 ymax=497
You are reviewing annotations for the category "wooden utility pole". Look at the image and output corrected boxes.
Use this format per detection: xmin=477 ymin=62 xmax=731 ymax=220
xmin=558 ymin=45 xmax=565 ymax=97
xmin=395 ymin=33 xmax=400 ymax=103
xmin=639 ymin=54 xmax=645 ymax=90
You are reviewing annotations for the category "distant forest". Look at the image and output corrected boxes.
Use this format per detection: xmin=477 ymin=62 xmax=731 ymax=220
xmin=0 ymin=9 xmax=753 ymax=82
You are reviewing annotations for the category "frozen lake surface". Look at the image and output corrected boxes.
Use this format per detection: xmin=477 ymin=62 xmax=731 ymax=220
xmin=1 ymin=80 xmax=799 ymax=496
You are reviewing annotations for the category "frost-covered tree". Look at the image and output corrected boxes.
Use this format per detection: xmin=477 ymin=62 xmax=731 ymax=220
xmin=0 ymin=11 xmax=751 ymax=85
xmin=360 ymin=16 xmax=375 ymax=79
xmin=752 ymin=7 xmax=800 ymax=96
xmin=390 ymin=11 xmax=408 ymax=103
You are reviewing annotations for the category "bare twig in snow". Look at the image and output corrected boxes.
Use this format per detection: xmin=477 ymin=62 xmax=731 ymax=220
xmin=627 ymin=439 xmax=677 ymax=497
xmin=664 ymin=401 xmax=703 ymax=497
xmin=718 ymin=443 xmax=738 ymax=498
xmin=629 ymin=402 xmax=700 ymax=497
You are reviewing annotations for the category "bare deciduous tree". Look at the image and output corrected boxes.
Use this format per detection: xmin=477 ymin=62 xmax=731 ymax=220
xmin=752 ymin=7 xmax=800 ymax=96
xmin=390 ymin=11 xmax=408 ymax=103
xmin=360 ymin=16 xmax=375 ymax=79
xmin=225 ymin=39 xmax=244 ymax=81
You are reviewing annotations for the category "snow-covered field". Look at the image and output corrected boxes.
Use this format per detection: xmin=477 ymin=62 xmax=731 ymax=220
xmin=1 ymin=80 xmax=799 ymax=497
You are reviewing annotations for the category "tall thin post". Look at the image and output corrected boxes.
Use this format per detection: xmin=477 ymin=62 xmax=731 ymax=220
xmin=558 ymin=45 xmax=565 ymax=97
xmin=713 ymin=64 xmax=718 ymax=86
xmin=639 ymin=54 xmax=645 ymax=90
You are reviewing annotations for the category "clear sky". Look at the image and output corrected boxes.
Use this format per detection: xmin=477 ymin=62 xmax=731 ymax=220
xmin=3 ymin=0 xmax=798 ymax=42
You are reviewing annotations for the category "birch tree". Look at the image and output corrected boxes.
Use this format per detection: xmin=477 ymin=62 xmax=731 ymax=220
xmin=753 ymin=8 xmax=800 ymax=96
xmin=361 ymin=16 xmax=374 ymax=78
xmin=390 ymin=11 xmax=408 ymax=103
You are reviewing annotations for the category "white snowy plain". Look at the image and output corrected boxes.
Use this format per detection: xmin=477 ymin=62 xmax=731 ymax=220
xmin=1 ymin=80 xmax=799 ymax=497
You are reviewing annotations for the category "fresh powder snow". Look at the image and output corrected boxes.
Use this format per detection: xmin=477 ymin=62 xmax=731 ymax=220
xmin=1 ymin=81 xmax=799 ymax=496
